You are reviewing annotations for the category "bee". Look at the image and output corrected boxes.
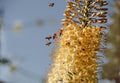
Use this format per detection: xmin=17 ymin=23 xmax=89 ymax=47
xmin=45 ymin=42 xmax=52 ymax=46
xmin=53 ymin=33 xmax=57 ymax=39
xmin=57 ymin=29 xmax=63 ymax=36
xmin=45 ymin=36 xmax=52 ymax=40
xmin=49 ymin=3 xmax=54 ymax=7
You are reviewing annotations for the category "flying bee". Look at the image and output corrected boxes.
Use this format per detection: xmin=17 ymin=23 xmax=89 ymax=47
xmin=57 ymin=29 xmax=63 ymax=36
xmin=49 ymin=3 xmax=54 ymax=7
xmin=53 ymin=33 xmax=57 ymax=39
xmin=45 ymin=42 xmax=52 ymax=46
xmin=45 ymin=36 xmax=52 ymax=40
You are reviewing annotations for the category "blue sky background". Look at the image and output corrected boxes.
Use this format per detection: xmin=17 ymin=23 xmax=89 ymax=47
xmin=0 ymin=0 xmax=66 ymax=83
xmin=0 ymin=0 xmax=114 ymax=83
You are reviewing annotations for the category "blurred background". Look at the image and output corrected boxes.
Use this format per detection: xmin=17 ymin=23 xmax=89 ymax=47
xmin=0 ymin=0 xmax=119 ymax=83
xmin=0 ymin=0 xmax=66 ymax=83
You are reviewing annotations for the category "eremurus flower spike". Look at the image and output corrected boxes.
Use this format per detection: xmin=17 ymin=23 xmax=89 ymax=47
xmin=62 ymin=0 xmax=108 ymax=28
xmin=47 ymin=0 xmax=108 ymax=83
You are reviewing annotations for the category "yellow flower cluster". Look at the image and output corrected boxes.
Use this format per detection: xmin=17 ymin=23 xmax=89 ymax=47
xmin=62 ymin=0 xmax=108 ymax=27
xmin=47 ymin=24 xmax=102 ymax=83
